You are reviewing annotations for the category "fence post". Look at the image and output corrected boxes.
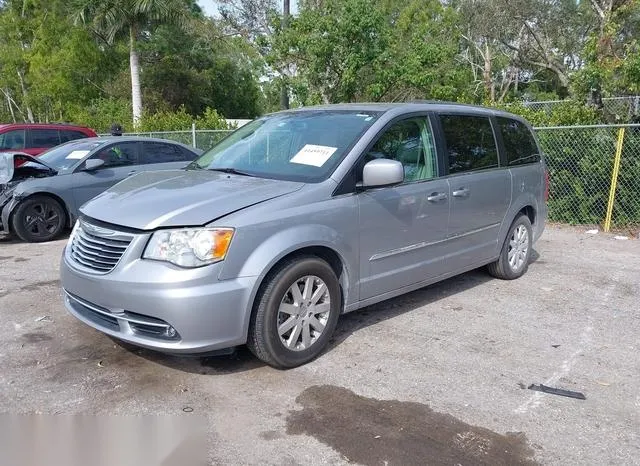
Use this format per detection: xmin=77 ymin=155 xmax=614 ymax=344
xmin=604 ymin=128 xmax=625 ymax=232
xmin=191 ymin=122 xmax=197 ymax=148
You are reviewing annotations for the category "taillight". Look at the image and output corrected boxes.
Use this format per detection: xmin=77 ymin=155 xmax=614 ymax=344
xmin=544 ymin=169 xmax=550 ymax=202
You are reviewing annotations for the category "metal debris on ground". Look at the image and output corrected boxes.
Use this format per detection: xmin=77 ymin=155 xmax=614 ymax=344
xmin=528 ymin=384 xmax=586 ymax=400
xmin=34 ymin=316 xmax=53 ymax=322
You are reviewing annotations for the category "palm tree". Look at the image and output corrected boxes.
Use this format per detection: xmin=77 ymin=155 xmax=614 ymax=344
xmin=76 ymin=0 xmax=189 ymax=126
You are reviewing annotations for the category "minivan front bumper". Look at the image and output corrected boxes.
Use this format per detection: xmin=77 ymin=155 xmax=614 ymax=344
xmin=60 ymin=243 xmax=258 ymax=354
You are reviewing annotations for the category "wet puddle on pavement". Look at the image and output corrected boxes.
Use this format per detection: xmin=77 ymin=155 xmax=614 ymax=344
xmin=286 ymin=385 xmax=538 ymax=465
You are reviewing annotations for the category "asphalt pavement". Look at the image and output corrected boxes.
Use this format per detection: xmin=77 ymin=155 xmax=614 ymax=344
xmin=0 ymin=226 xmax=638 ymax=465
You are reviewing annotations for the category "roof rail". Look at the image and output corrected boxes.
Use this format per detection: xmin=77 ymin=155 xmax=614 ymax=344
xmin=407 ymin=100 xmax=483 ymax=108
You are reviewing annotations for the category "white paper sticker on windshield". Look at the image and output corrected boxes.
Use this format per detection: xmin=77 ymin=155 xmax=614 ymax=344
xmin=65 ymin=150 xmax=90 ymax=160
xmin=290 ymin=144 xmax=337 ymax=167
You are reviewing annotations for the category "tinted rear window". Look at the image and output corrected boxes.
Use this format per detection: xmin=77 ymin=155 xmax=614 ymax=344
xmin=440 ymin=115 xmax=498 ymax=174
xmin=141 ymin=142 xmax=192 ymax=164
xmin=497 ymin=117 xmax=540 ymax=166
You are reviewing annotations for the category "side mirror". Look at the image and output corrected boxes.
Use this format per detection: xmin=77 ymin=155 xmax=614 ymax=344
xmin=84 ymin=159 xmax=105 ymax=171
xmin=362 ymin=159 xmax=404 ymax=188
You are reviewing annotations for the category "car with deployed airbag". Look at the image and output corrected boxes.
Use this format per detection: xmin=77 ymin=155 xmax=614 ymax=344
xmin=60 ymin=102 xmax=548 ymax=368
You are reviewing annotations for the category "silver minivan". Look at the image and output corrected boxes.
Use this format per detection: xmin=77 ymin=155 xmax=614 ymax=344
xmin=60 ymin=103 xmax=548 ymax=368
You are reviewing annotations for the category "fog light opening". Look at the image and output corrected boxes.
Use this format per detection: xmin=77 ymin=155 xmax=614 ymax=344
xmin=164 ymin=326 xmax=177 ymax=338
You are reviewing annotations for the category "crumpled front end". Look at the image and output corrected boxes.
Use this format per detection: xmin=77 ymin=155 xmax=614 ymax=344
xmin=0 ymin=181 xmax=21 ymax=235
xmin=0 ymin=152 xmax=55 ymax=235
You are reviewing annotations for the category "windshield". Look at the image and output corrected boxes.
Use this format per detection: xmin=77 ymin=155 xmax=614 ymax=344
xmin=190 ymin=110 xmax=381 ymax=182
xmin=31 ymin=140 xmax=107 ymax=171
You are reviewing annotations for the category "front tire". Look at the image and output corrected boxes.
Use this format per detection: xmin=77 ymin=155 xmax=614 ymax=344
xmin=11 ymin=195 xmax=66 ymax=243
xmin=487 ymin=214 xmax=533 ymax=280
xmin=247 ymin=256 xmax=341 ymax=369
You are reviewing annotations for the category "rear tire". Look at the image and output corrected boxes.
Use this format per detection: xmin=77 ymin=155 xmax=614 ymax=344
xmin=11 ymin=195 xmax=66 ymax=243
xmin=487 ymin=214 xmax=532 ymax=280
xmin=247 ymin=256 xmax=341 ymax=369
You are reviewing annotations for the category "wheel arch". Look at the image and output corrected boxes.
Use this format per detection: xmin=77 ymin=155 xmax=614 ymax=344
xmin=259 ymin=245 xmax=347 ymax=300
xmin=519 ymin=204 xmax=536 ymax=226
xmin=495 ymin=196 xmax=539 ymax=257
xmin=237 ymin=236 xmax=355 ymax=343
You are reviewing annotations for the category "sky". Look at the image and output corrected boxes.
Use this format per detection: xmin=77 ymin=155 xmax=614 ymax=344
xmin=197 ymin=0 xmax=219 ymax=17
xmin=197 ymin=0 xmax=299 ymax=18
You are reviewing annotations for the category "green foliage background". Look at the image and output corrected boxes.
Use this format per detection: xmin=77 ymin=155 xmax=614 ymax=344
xmin=0 ymin=0 xmax=639 ymax=227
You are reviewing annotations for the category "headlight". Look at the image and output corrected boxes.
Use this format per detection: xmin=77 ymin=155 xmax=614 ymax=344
xmin=143 ymin=228 xmax=234 ymax=268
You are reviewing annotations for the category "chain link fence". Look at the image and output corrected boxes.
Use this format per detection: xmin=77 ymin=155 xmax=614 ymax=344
xmin=535 ymin=124 xmax=640 ymax=232
xmin=122 ymin=124 xmax=640 ymax=233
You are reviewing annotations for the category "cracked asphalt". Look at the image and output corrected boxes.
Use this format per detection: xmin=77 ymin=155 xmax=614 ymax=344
xmin=0 ymin=225 xmax=638 ymax=465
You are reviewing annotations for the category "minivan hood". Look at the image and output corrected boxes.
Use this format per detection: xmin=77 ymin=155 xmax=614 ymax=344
xmin=80 ymin=169 xmax=305 ymax=230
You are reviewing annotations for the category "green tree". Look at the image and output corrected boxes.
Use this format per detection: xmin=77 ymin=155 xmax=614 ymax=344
xmin=273 ymin=0 xmax=389 ymax=103
xmin=138 ymin=22 xmax=263 ymax=118
xmin=0 ymin=0 xmax=111 ymax=123
xmin=272 ymin=0 xmax=468 ymax=104
xmin=75 ymin=0 xmax=192 ymax=126
xmin=572 ymin=0 xmax=640 ymax=114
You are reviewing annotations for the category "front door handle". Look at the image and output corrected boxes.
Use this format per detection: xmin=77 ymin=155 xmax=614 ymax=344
xmin=127 ymin=170 xmax=137 ymax=176
xmin=452 ymin=187 xmax=470 ymax=198
xmin=427 ymin=192 xmax=448 ymax=202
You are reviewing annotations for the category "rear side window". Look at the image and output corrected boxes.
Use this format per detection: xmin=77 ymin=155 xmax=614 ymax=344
xmin=0 ymin=129 xmax=26 ymax=150
xmin=440 ymin=115 xmax=498 ymax=174
xmin=60 ymin=130 xmax=89 ymax=143
xmin=141 ymin=142 xmax=191 ymax=164
xmin=497 ymin=117 xmax=540 ymax=166
xmin=31 ymin=129 xmax=61 ymax=148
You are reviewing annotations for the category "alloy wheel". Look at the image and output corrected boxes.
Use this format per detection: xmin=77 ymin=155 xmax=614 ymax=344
xmin=277 ymin=275 xmax=331 ymax=352
xmin=22 ymin=201 xmax=62 ymax=239
xmin=508 ymin=224 xmax=529 ymax=271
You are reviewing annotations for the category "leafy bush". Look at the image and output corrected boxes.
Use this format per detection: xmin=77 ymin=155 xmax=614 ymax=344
xmin=195 ymin=108 xmax=235 ymax=130
xmin=138 ymin=106 xmax=232 ymax=132
xmin=494 ymin=101 xmax=600 ymax=127
xmin=66 ymin=101 xmax=234 ymax=133
xmin=138 ymin=106 xmax=194 ymax=132
xmin=66 ymin=98 xmax=133 ymax=133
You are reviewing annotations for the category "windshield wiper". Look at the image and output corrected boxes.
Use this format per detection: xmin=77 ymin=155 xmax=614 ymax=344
xmin=207 ymin=167 xmax=256 ymax=177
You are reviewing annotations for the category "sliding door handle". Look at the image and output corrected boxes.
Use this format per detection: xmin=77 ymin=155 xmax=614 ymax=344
xmin=452 ymin=187 xmax=470 ymax=198
xmin=427 ymin=192 xmax=448 ymax=202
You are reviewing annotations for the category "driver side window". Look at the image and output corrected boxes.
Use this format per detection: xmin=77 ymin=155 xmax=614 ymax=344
xmin=90 ymin=142 xmax=138 ymax=168
xmin=365 ymin=118 xmax=437 ymax=183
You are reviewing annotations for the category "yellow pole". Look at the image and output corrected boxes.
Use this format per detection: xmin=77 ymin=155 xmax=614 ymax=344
xmin=604 ymin=127 xmax=625 ymax=232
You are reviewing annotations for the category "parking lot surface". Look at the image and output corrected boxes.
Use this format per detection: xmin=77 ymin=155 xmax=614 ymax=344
xmin=0 ymin=226 xmax=639 ymax=465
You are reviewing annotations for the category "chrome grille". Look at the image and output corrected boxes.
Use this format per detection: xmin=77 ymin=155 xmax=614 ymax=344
xmin=69 ymin=221 xmax=133 ymax=273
